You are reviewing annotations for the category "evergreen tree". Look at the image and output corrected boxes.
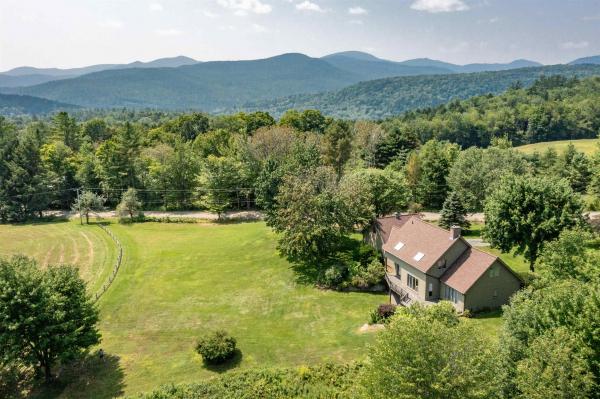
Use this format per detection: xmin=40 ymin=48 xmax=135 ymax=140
xmin=51 ymin=111 xmax=81 ymax=150
xmin=439 ymin=191 xmax=471 ymax=229
xmin=0 ymin=128 xmax=48 ymax=222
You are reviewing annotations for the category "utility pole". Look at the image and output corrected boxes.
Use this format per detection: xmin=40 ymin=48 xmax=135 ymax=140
xmin=77 ymin=188 xmax=83 ymax=225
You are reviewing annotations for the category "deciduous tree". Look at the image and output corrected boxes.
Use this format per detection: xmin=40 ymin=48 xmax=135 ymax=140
xmin=484 ymin=175 xmax=584 ymax=271
xmin=0 ymin=256 xmax=100 ymax=382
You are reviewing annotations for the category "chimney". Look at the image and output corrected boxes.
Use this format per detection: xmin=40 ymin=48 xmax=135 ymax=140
xmin=450 ymin=225 xmax=461 ymax=240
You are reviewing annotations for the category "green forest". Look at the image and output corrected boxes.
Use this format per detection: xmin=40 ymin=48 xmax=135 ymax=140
xmin=248 ymin=64 xmax=600 ymax=119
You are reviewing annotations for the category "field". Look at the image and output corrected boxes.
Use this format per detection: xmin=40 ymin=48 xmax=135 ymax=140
xmin=0 ymin=220 xmax=116 ymax=294
xmin=0 ymin=220 xmax=511 ymax=398
xmin=515 ymin=138 xmax=598 ymax=155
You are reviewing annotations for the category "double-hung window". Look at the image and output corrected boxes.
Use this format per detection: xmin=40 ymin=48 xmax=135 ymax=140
xmin=407 ymin=273 xmax=419 ymax=291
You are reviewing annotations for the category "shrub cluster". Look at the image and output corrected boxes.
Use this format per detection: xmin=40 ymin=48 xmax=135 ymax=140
xmin=195 ymin=330 xmax=237 ymax=364
xmin=135 ymin=363 xmax=361 ymax=399
xmin=369 ymin=304 xmax=397 ymax=325
xmin=321 ymin=241 xmax=384 ymax=290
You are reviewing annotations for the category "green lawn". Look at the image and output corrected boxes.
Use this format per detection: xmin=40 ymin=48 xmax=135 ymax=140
xmin=1 ymin=220 xmax=513 ymax=398
xmin=515 ymin=138 xmax=599 ymax=156
xmin=59 ymin=221 xmax=385 ymax=397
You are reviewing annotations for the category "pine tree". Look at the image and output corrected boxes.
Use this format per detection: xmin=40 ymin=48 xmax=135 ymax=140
xmin=439 ymin=191 xmax=470 ymax=230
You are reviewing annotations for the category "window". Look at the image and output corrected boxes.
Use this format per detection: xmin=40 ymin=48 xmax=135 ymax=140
xmin=428 ymin=282 xmax=433 ymax=297
xmin=489 ymin=266 xmax=500 ymax=278
xmin=493 ymin=290 xmax=498 ymax=298
xmin=444 ymin=285 xmax=458 ymax=303
xmin=394 ymin=242 xmax=405 ymax=250
xmin=413 ymin=252 xmax=425 ymax=261
xmin=407 ymin=273 xmax=419 ymax=291
xmin=394 ymin=263 xmax=400 ymax=275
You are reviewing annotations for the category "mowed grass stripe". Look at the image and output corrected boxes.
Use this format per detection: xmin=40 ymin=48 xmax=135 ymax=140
xmin=0 ymin=220 xmax=116 ymax=293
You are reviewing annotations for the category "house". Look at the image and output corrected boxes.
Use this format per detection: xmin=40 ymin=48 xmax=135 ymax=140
xmin=370 ymin=214 xmax=522 ymax=313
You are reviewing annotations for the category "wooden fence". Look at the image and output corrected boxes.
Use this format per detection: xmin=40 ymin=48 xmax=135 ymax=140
xmin=93 ymin=224 xmax=123 ymax=302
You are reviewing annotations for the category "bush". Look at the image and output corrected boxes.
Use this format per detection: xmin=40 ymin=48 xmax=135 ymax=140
xmin=195 ymin=330 xmax=237 ymax=364
xmin=351 ymin=258 xmax=385 ymax=289
xmin=136 ymin=363 xmax=361 ymax=399
xmin=323 ymin=265 xmax=346 ymax=288
xmin=370 ymin=304 xmax=397 ymax=324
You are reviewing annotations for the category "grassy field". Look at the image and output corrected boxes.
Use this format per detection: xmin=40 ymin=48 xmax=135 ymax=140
xmin=47 ymin=221 xmax=387 ymax=397
xmin=0 ymin=220 xmax=116 ymax=294
xmin=515 ymin=138 xmax=598 ymax=155
xmin=0 ymin=220 xmax=512 ymax=398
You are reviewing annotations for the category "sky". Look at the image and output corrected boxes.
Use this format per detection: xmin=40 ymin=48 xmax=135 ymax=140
xmin=1 ymin=0 xmax=599 ymax=71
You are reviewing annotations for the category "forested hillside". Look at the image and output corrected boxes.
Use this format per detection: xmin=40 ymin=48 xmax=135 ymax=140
xmin=383 ymin=75 xmax=600 ymax=147
xmin=0 ymin=93 xmax=78 ymax=115
xmin=3 ymin=54 xmax=360 ymax=110
xmin=246 ymin=64 xmax=600 ymax=119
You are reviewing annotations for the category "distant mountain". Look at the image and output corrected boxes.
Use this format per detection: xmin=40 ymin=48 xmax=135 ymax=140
xmin=321 ymin=52 xmax=454 ymax=80
xmin=569 ymin=55 xmax=600 ymax=65
xmin=322 ymin=52 xmax=542 ymax=78
xmin=459 ymin=59 xmax=543 ymax=73
xmin=0 ymin=93 xmax=78 ymax=115
xmin=0 ymin=56 xmax=199 ymax=88
xmin=396 ymin=57 xmax=542 ymax=73
xmin=4 ymin=54 xmax=360 ymax=110
xmin=322 ymin=51 xmax=381 ymax=62
xmin=0 ymin=73 xmax=77 ymax=88
xmin=240 ymin=64 xmax=600 ymax=119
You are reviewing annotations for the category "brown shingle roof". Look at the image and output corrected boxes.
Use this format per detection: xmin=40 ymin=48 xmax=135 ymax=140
xmin=440 ymin=248 xmax=497 ymax=294
xmin=373 ymin=214 xmax=413 ymax=244
xmin=382 ymin=216 xmax=459 ymax=273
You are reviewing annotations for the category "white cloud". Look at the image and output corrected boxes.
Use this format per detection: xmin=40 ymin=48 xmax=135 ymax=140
xmin=348 ymin=6 xmax=368 ymax=15
xmin=296 ymin=1 xmax=325 ymax=12
xmin=202 ymin=10 xmax=219 ymax=18
xmin=349 ymin=19 xmax=364 ymax=25
xmin=410 ymin=0 xmax=469 ymax=13
xmin=217 ymin=0 xmax=272 ymax=15
xmin=561 ymin=41 xmax=589 ymax=49
xmin=489 ymin=17 xmax=499 ymax=23
xmin=99 ymin=19 xmax=123 ymax=29
xmin=252 ymin=23 xmax=269 ymax=33
xmin=155 ymin=28 xmax=183 ymax=36
xmin=149 ymin=3 xmax=163 ymax=11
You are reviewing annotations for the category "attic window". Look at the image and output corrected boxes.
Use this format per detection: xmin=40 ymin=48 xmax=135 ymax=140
xmin=413 ymin=252 xmax=425 ymax=262
xmin=394 ymin=242 xmax=405 ymax=250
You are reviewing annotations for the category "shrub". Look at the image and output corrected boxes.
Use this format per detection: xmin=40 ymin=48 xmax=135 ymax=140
xmin=370 ymin=304 xmax=397 ymax=324
xmin=323 ymin=265 xmax=345 ymax=288
xmin=351 ymin=258 xmax=385 ymax=289
xmin=137 ymin=363 xmax=361 ymax=399
xmin=195 ymin=330 xmax=237 ymax=364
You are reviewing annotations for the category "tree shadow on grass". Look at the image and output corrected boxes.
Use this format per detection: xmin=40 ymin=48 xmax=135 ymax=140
xmin=203 ymin=349 xmax=243 ymax=374
xmin=29 ymin=351 xmax=125 ymax=399
xmin=289 ymin=261 xmax=322 ymax=286
xmin=8 ymin=217 xmax=70 ymax=227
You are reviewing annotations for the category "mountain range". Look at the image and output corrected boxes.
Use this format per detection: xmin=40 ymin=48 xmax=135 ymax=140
xmin=1 ymin=52 xmax=599 ymax=116
xmin=241 ymin=64 xmax=600 ymax=119
xmin=0 ymin=56 xmax=198 ymax=88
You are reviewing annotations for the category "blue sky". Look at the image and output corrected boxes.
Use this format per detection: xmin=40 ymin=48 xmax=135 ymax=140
xmin=1 ymin=0 xmax=599 ymax=70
